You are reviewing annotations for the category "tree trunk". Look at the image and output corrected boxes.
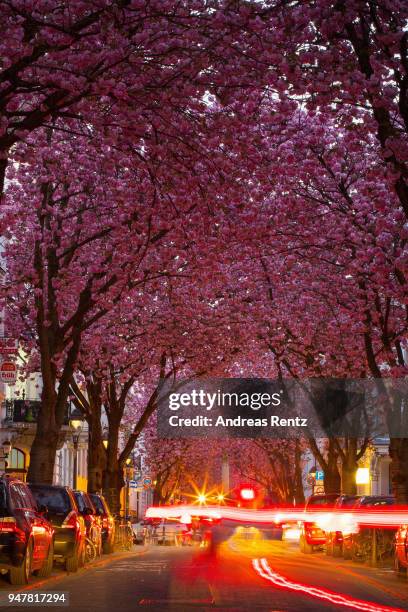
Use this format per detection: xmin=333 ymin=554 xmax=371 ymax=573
xmin=27 ymin=388 xmax=59 ymax=483
xmin=27 ymin=428 xmax=59 ymax=484
xmin=294 ymin=440 xmax=305 ymax=505
xmin=340 ymin=439 xmax=359 ymax=495
xmin=324 ymin=440 xmax=341 ymax=494
xmin=389 ymin=438 xmax=408 ymax=503
xmin=341 ymin=458 xmax=358 ymax=495
xmin=103 ymin=465 xmax=124 ymax=516
xmin=87 ymin=408 xmax=106 ymax=493
xmin=102 ymin=419 xmax=123 ymax=515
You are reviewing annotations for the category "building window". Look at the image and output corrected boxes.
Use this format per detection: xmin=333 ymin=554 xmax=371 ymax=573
xmin=8 ymin=448 xmax=25 ymax=470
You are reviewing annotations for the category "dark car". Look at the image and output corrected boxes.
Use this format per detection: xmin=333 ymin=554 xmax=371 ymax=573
xmin=28 ymin=483 xmax=85 ymax=572
xmin=89 ymin=493 xmax=115 ymax=553
xmin=325 ymin=495 xmax=360 ymax=557
xmin=0 ymin=476 xmax=54 ymax=585
xmin=73 ymin=491 xmax=102 ymax=557
xmin=342 ymin=495 xmax=395 ymax=562
xmin=299 ymin=493 xmax=340 ymax=554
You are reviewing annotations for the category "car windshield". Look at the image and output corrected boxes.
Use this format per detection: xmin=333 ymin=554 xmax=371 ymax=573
xmin=73 ymin=492 xmax=87 ymax=512
xmin=339 ymin=497 xmax=359 ymax=508
xmin=360 ymin=497 xmax=394 ymax=507
xmin=307 ymin=496 xmax=338 ymax=507
xmin=89 ymin=494 xmax=105 ymax=515
xmin=29 ymin=485 xmax=70 ymax=514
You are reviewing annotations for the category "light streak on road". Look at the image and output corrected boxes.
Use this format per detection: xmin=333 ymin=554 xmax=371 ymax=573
xmin=252 ymin=558 xmax=405 ymax=612
xmin=145 ymin=504 xmax=408 ymax=530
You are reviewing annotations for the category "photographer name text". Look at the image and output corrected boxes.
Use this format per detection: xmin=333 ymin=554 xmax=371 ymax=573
xmin=167 ymin=415 xmax=308 ymax=428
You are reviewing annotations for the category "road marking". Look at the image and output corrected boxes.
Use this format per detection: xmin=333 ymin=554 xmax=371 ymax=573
xmin=228 ymin=540 xmax=408 ymax=605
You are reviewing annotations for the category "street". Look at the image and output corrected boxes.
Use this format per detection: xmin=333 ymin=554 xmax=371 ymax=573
xmin=1 ymin=539 xmax=407 ymax=612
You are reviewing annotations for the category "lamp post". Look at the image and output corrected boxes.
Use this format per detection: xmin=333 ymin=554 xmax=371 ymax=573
xmin=70 ymin=419 xmax=83 ymax=490
xmin=123 ymin=457 xmax=132 ymax=521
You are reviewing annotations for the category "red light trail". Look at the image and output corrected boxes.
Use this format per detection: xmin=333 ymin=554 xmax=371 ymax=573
xmin=252 ymin=558 xmax=405 ymax=612
xmin=145 ymin=504 xmax=408 ymax=531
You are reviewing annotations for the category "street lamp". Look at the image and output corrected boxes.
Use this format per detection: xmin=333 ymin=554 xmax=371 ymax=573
xmin=102 ymin=428 xmax=108 ymax=450
xmin=356 ymin=467 xmax=370 ymax=485
xmin=70 ymin=418 xmax=84 ymax=490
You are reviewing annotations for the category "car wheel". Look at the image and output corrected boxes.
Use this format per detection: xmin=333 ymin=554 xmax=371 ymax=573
xmin=65 ymin=549 xmax=79 ymax=573
xmin=9 ymin=540 xmax=32 ymax=585
xmin=394 ymin=555 xmax=407 ymax=578
xmin=35 ymin=541 xmax=54 ymax=578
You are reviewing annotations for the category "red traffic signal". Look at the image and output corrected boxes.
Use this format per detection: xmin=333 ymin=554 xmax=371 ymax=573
xmin=239 ymin=487 xmax=256 ymax=501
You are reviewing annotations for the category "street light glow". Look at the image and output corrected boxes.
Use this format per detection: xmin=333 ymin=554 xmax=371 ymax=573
xmin=356 ymin=467 xmax=370 ymax=485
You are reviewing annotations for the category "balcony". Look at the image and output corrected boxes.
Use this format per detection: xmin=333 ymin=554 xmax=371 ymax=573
xmin=2 ymin=400 xmax=70 ymax=426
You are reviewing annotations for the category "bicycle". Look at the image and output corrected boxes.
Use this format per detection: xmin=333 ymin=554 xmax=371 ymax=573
xmin=84 ymin=536 xmax=97 ymax=564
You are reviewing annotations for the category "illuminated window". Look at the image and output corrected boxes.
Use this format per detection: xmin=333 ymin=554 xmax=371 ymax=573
xmin=8 ymin=448 xmax=26 ymax=470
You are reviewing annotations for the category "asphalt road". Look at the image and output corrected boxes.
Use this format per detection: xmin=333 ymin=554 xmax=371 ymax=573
xmin=1 ymin=539 xmax=408 ymax=611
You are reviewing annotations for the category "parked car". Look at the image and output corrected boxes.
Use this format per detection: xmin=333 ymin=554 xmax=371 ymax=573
xmin=73 ymin=491 xmax=102 ymax=557
xmin=89 ymin=493 xmax=115 ymax=553
xmin=342 ymin=495 xmax=395 ymax=562
xmin=325 ymin=495 xmax=360 ymax=557
xmin=299 ymin=493 xmax=340 ymax=554
xmin=28 ymin=483 xmax=85 ymax=572
xmin=395 ymin=524 xmax=408 ymax=576
xmin=0 ymin=476 xmax=54 ymax=584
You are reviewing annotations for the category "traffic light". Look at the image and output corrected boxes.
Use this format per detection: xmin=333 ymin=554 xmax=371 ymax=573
xmin=234 ymin=483 xmax=262 ymax=508
xmin=239 ymin=487 xmax=256 ymax=501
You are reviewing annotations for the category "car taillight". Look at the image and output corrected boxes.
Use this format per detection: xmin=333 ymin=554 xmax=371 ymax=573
xmin=62 ymin=511 xmax=79 ymax=529
xmin=0 ymin=517 xmax=17 ymax=532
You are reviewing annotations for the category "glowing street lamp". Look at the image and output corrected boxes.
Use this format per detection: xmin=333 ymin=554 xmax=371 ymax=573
xmin=69 ymin=417 xmax=84 ymax=490
xmin=101 ymin=427 xmax=109 ymax=449
xmin=356 ymin=467 xmax=370 ymax=485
